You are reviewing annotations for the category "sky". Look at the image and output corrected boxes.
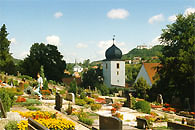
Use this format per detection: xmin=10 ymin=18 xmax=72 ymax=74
xmin=0 ymin=0 xmax=194 ymax=63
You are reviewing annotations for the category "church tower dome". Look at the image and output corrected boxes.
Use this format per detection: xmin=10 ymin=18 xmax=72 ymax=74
xmin=105 ymin=36 xmax=122 ymax=60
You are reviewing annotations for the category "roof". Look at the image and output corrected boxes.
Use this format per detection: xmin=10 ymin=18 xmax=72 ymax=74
xmin=105 ymin=44 xmax=122 ymax=60
xmin=143 ymin=63 xmax=160 ymax=84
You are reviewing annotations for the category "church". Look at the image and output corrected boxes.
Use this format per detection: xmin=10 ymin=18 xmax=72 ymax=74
xmin=102 ymin=37 xmax=125 ymax=88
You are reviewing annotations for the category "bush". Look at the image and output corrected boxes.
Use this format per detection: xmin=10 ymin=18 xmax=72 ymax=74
xmin=75 ymin=99 xmax=86 ymax=106
xmin=80 ymin=92 xmax=86 ymax=99
xmin=84 ymin=97 xmax=95 ymax=104
xmin=91 ymin=104 xmax=102 ymax=111
xmin=77 ymin=110 xmax=94 ymax=125
xmin=0 ymin=88 xmax=15 ymax=112
xmin=79 ymin=117 xmax=94 ymax=125
xmin=26 ymin=106 xmax=41 ymax=111
xmin=68 ymin=80 xmax=77 ymax=95
xmin=96 ymin=84 xmax=109 ymax=96
xmin=59 ymin=89 xmax=66 ymax=95
xmin=18 ymin=75 xmax=33 ymax=80
xmin=135 ymin=100 xmax=151 ymax=114
xmin=4 ymin=120 xmax=18 ymax=130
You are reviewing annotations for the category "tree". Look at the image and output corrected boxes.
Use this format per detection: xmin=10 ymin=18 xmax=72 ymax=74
xmin=157 ymin=13 xmax=195 ymax=106
xmin=21 ymin=43 xmax=66 ymax=81
xmin=83 ymin=59 xmax=90 ymax=68
xmin=133 ymin=77 xmax=150 ymax=99
xmin=0 ymin=24 xmax=15 ymax=74
xmin=82 ymin=68 xmax=103 ymax=89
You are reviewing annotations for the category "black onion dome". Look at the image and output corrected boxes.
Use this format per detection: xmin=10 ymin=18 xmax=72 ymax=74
xmin=105 ymin=44 xmax=122 ymax=60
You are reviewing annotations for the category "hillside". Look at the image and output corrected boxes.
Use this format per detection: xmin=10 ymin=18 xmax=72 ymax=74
xmin=122 ymin=45 xmax=163 ymax=60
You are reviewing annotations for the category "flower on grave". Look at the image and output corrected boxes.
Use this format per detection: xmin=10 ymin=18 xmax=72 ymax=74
xmin=111 ymin=108 xmax=117 ymax=115
xmin=112 ymin=103 xmax=122 ymax=110
xmin=113 ymin=112 xmax=123 ymax=120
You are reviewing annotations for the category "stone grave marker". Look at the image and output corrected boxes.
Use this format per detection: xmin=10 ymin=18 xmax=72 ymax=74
xmin=4 ymin=76 xmax=8 ymax=83
xmin=55 ymin=92 xmax=63 ymax=111
xmin=86 ymin=92 xmax=92 ymax=97
xmin=0 ymin=99 xmax=6 ymax=118
xmin=114 ymin=93 xmax=119 ymax=97
xmin=126 ymin=93 xmax=132 ymax=108
xmin=99 ymin=115 xmax=122 ymax=130
xmin=19 ymin=81 xmax=25 ymax=91
xmin=184 ymin=98 xmax=191 ymax=111
xmin=157 ymin=94 xmax=163 ymax=105
xmin=118 ymin=90 xmax=123 ymax=97
xmin=66 ymin=93 xmax=75 ymax=104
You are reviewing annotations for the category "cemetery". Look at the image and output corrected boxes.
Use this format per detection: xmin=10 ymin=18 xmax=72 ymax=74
xmin=0 ymin=6 xmax=194 ymax=130
xmin=0 ymin=73 xmax=195 ymax=130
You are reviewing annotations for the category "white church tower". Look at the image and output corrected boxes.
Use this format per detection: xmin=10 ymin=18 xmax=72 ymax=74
xmin=103 ymin=36 xmax=125 ymax=88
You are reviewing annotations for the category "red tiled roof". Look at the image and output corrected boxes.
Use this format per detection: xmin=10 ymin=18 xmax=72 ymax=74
xmin=143 ymin=63 xmax=160 ymax=84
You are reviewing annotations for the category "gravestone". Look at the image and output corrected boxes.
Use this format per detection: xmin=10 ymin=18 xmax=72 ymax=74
xmin=157 ymin=94 xmax=163 ymax=105
xmin=126 ymin=93 xmax=132 ymax=108
xmin=99 ymin=115 xmax=122 ymax=130
xmin=0 ymin=75 xmax=3 ymax=81
xmin=66 ymin=93 xmax=75 ymax=104
xmin=184 ymin=98 xmax=191 ymax=111
xmin=105 ymin=98 xmax=113 ymax=104
xmin=55 ymin=93 xmax=63 ymax=111
xmin=118 ymin=90 xmax=123 ymax=97
xmin=86 ymin=92 xmax=92 ymax=97
xmin=4 ymin=76 xmax=8 ymax=83
xmin=0 ymin=99 xmax=6 ymax=118
xmin=114 ymin=93 xmax=119 ymax=97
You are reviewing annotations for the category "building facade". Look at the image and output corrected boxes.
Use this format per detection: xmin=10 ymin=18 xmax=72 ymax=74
xmin=103 ymin=38 xmax=125 ymax=88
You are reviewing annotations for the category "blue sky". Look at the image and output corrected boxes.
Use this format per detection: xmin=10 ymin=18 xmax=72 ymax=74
xmin=0 ymin=0 xmax=194 ymax=63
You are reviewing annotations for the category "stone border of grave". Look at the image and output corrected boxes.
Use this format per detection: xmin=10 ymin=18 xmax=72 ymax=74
xmin=28 ymin=117 xmax=49 ymax=130
xmin=167 ymin=121 xmax=195 ymax=130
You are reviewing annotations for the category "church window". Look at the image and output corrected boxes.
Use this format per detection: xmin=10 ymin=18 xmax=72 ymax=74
xmin=117 ymin=63 xmax=120 ymax=69
xmin=117 ymin=71 xmax=119 ymax=75
xmin=106 ymin=63 xmax=108 ymax=69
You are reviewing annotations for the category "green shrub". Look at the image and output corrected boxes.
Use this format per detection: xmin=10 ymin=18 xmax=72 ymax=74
xmin=135 ymin=100 xmax=151 ymax=114
xmin=75 ymin=99 xmax=86 ymax=106
xmin=97 ymin=84 xmax=109 ymax=96
xmin=84 ymin=97 xmax=95 ymax=104
xmin=80 ymin=92 xmax=86 ymax=99
xmin=4 ymin=120 xmax=18 ymax=130
xmin=0 ymin=88 xmax=15 ymax=112
xmin=18 ymin=75 xmax=33 ymax=80
xmin=90 ymin=104 xmax=102 ymax=111
xmin=59 ymin=89 xmax=66 ymax=95
xmin=26 ymin=106 xmax=41 ymax=111
xmin=68 ymin=80 xmax=77 ymax=95
xmin=77 ymin=110 xmax=94 ymax=125
xmin=14 ymin=99 xmax=41 ymax=106
xmin=79 ymin=117 xmax=93 ymax=125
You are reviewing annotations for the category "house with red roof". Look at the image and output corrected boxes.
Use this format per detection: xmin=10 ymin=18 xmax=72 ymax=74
xmin=135 ymin=63 xmax=160 ymax=86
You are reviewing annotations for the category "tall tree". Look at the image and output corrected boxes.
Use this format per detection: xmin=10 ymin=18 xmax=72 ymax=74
xmin=0 ymin=24 xmax=15 ymax=74
xmin=21 ymin=43 xmax=66 ymax=81
xmin=156 ymin=13 xmax=195 ymax=106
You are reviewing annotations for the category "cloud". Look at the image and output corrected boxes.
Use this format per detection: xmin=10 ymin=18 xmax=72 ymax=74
xmin=107 ymin=9 xmax=129 ymax=19
xmin=148 ymin=14 xmax=164 ymax=24
xmin=19 ymin=51 xmax=29 ymax=59
xmin=149 ymin=36 xmax=161 ymax=46
xmin=10 ymin=38 xmax=16 ymax=44
xmin=168 ymin=15 xmax=177 ymax=22
xmin=46 ymin=35 xmax=61 ymax=46
xmin=54 ymin=12 xmax=63 ymax=18
xmin=184 ymin=8 xmax=195 ymax=16
xmin=76 ymin=43 xmax=88 ymax=48
xmin=97 ymin=40 xmax=127 ymax=56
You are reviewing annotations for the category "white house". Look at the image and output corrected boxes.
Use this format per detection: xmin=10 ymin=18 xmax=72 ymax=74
xmin=103 ymin=38 xmax=125 ymax=88
xmin=135 ymin=63 xmax=160 ymax=86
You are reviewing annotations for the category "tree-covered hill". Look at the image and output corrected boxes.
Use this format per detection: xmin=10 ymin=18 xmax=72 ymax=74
xmin=122 ymin=45 xmax=163 ymax=60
